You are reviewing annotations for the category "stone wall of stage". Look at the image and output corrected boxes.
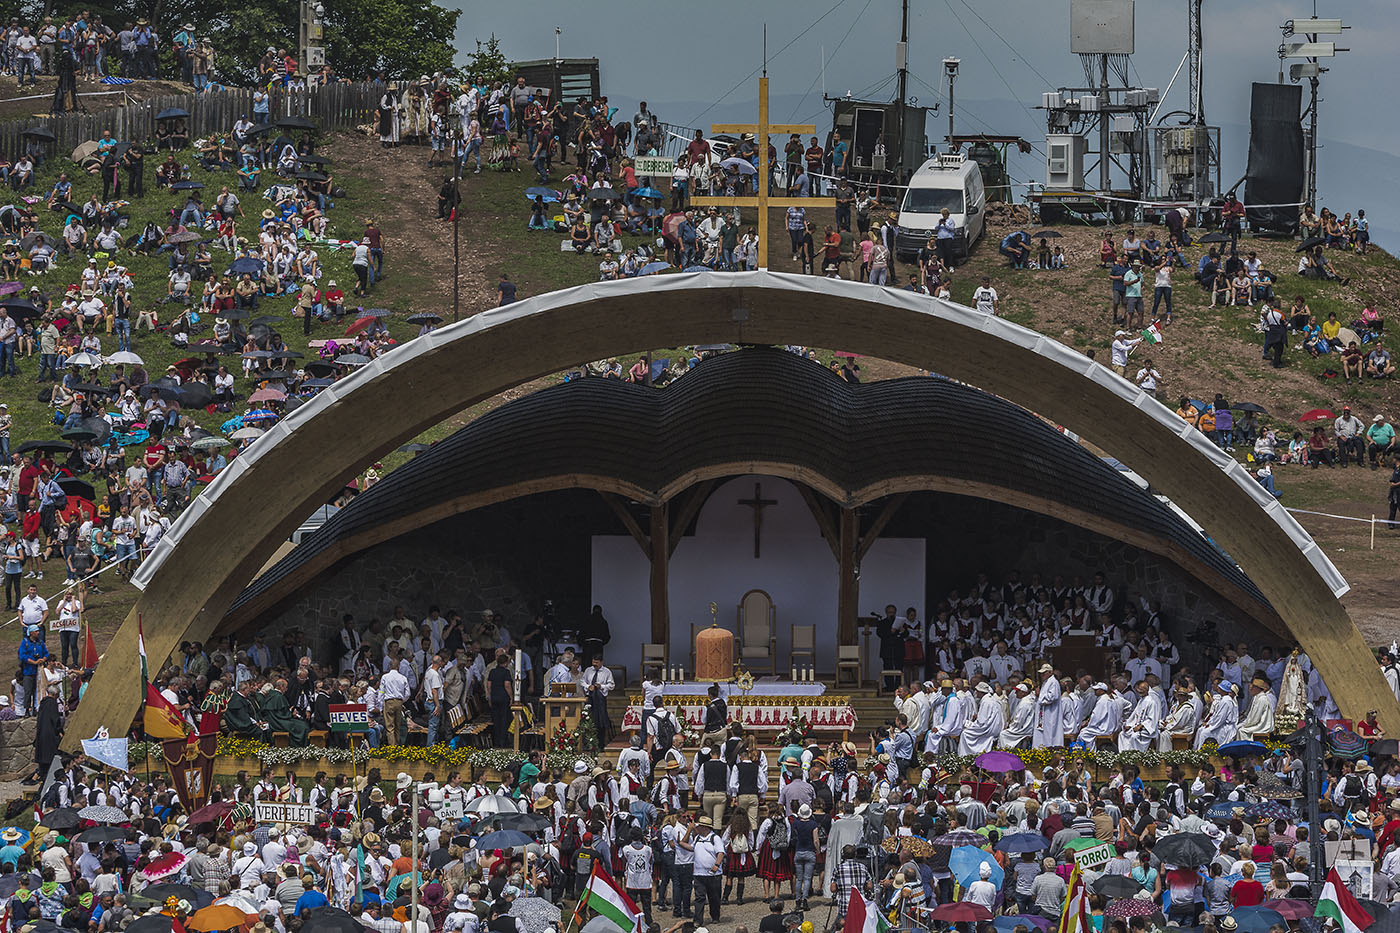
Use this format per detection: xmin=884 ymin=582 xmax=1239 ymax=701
xmin=244 ymin=488 xmax=1265 ymax=678
xmin=247 ymin=489 xmax=616 ymax=663
xmin=883 ymin=493 xmax=1267 ymax=673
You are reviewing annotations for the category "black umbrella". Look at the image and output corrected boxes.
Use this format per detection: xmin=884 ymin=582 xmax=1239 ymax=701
xmin=140 ymin=884 xmax=210 ymax=908
xmin=268 ymin=349 xmax=304 ymax=359
xmin=476 ymin=811 xmax=550 ymax=831
xmin=155 ymin=108 xmax=190 ymax=121
xmin=427 ymin=848 xmax=454 ymax=869
xmin=75 ymin=825 xmax=127 ymax=844
xmin=41 ymin=807 xmax=82 ymax=831
xmin=68 ymin=383 xmax=111 ymax=396
xmin=300 ymin=908 xmax=361 ymax=933
xmin=16 ymin=440 xmax=72 ymax=455
xmin=1198 ymin=232 xmax=1230 ymax=244
xmin=246 ymin=122 xmax=276 ymax=136
xmin=171 ymin=181 xmax=205 ymax=191
xmin=304 ymin=378 xmax=334 ymax=389
xmin=226 ymin=257 xmax=264 ymax=276
xmin=1030 ymin=230 xmax=1064 ymax=238
xmin=127 ymin=916 xmax=175 ymax=933
xmin=59 ymin=426 xmax=98 ymax=443
xmin=18 ymin=231 xmax=51 ymax=250
xmin=1154 ymin=832 xmax=1215 ymax=866
xmin=356 ymin=308 xmax=393 ymax=318
xmin=284 ymin=396 xmax=307 ymax=412
xmin=0 ymin=298 xmax=42 ymax=321
xmin=1090 ymin=875 xmax=1146 ymax=897
xmin=217 ymin=308 xmax=250 ymax=320
xmin=21 ymin=126 xmax=55 ymax=140
xmin=406 ymin=312 xmax=442 ymax=325
xmin=259 ymin=369 xmax=290 ymax=381
xmin=1232 ymin=401 xmax=1268 ymax=414
xmin=250 ymin=315 xmax=285 ymax=326
xmin=174 ymin=383 xmax=214 ymax=409
xmin=0 ymin=872 xmax=39 ymax=897
xmin=304 ymin=360 xmax=334 ymax=376
xmin=242 ymin=349 xmax=276 ymax=359
xmin=1296 ymin=235 xmax=1327 ymax=252
xmin=588 ymin=187 xmax=622 ymax=201
xmin=295 ymin=171 xmax=328 ymax=183
xmin=297 ymin=154 xmax=329 ymax=165
xmin=76 ymin=416 xmax=111 ymax=445
xmin=277 ymin=116 xmax=318 ymax=131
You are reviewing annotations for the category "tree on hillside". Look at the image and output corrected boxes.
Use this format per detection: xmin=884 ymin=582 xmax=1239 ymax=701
xmin=464 ymin=34 xmax=510 ymax=86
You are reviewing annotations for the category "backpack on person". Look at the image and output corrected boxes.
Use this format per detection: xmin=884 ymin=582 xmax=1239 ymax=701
xmin=651 ymin=710 xmax=676 ymax=751
xmin=767 ymin=817 xmax=790 ymax=851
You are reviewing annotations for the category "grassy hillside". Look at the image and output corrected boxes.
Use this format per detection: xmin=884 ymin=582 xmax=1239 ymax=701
xmin=4 ymin=131 xmax=1397 ymax=658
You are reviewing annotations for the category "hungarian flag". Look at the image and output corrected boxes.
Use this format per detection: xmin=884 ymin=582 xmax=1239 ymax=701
xmin=1141 ymin=320 xmax=1164 ymax=345
xmin=1317 ymin=867 xmax=1375 ymax=933
xmin=144 ymin=682 xmax=187 ymax=740
xmin=137 ymin=615 xmax=149 ymax=684
xmin=80 ymin=625 xmax=99 ymax=670
xmin=1058 ymin=866 xmax=1092 ymax=933
xmin=843 ymin=887 xmax=891 ymax=933
xmin=572 ymin=862 xmax=642 ymax=933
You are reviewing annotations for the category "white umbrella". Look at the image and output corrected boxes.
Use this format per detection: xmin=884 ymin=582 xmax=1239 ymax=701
xmin=463 ymin=794 xmax=520 ymax=815
xmin=77 ymin=804 xmax=127 ymax=823
xmin=228 ymin=427 xmax=264 ymax=441
xmin=213 ymin=893 xmax=261 ymax=915
xmin=106 ymin=350 xmax=143 ymax=366
xmin=720 ymin=156 xmax=757 ymax=175
xmin=66 ymin=352 xmax=103 ymax=368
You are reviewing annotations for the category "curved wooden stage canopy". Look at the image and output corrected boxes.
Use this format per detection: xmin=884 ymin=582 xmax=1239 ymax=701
xmin=65 ymin=271 xmax=1396 ymax=748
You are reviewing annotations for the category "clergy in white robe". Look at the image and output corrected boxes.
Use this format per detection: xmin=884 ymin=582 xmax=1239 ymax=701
xmin=999 ymin=683 xmax=1035 ymax=749
xmin=1382 ymin=654 xmax=1400 ymax=705
xmin=1237 ymin=678 xmax=1277 ymax=741
xmin=1157 ymin=686 xmax=1201 ymax=751
xmin=1118 ymin=682 xmax=1163 ymax=752
xmin=1194 ymin=682 xmax=1240 ymax=749
xmin=959 ymin=683 xmax=1005 ymax=756
xmin=1077 ymin=684 xmax=1119 ymax=744
xmin=1033 ymin=665 xmax=1064 ymax=748
xmin=1060 ymin=682 xmax=1082 ymax=740
xmin=925 ymin=681 xmax=967 ymax=753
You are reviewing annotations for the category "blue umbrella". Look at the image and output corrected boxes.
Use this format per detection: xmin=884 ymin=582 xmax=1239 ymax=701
xmin=524 ymin=186 xmax=561 ymax=200
xmin=949 ymin=845 xmax=1003 ymax=889
xmin=475 ymin=829 xmax=532 ymax=850
xmin=995 ymin=832 xmax=1048 ymax=854
xmin=1231 ymin=907 xmax=1285 ymax=933
xmin=993 ymin=917 xmax=1053 ymax=933
xmin=1204 ymin=801 xmax=1240 ymax=823
xmin=633 ymin=187 xmax=666 ymax=199
xmin=242 ymin=409 xmax=278 ymax=421
xmin=226 ymin=257 xmax=264 ymax=276
xmin=1245 ymin=801 xmax=1293 ymax=821
xmin=1217 ymin=740 xmax=1267 ymax=758
xmin=640 ymin=261 xmax=671 ymax=274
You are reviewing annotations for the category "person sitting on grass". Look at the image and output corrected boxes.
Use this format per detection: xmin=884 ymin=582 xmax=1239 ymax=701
xmin=155 ymin=154 xmax=181 ymax=188
xmin=528 ymin=195 xmax=548 ymax=230
xmin=1281 ymin=431 xmax=1308 ymax=466
xmin=1366 ymin=341 xmax=1395 ymax=379
xmin=1210 ymin=269 xmax=1229 ymax=307
xmin=1307 ymin=426 xmax=1336 ymax=468
xmin=569 ymin=216 xmax=590 ymax=254
xmin=1301 ymin=316 xmax=1327 ymax=357
xmin=1341 ymin=340 xmax=1364 ymax=381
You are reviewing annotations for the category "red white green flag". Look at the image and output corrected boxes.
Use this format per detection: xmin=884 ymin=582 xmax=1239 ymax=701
xmin=1317 ymin=868 xmax=1375 ymax=933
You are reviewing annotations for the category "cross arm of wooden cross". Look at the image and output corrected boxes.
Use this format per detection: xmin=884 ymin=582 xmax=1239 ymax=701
xmin=690 ymin=196 xmax=838 ymax=208
xmin=710 ymin=123 xmax=817 ymax=136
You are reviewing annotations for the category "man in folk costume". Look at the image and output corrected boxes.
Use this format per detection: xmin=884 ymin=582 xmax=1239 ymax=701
xmin=1194 ymin=681 xmax=1240 ymax=749
xmin=1118 ymin=680 xmax=1162 ymax=752
xmin=1157 ymin=684 xmax=1201 ymax=751
xmin=1237 ymin=677 xmax=1278 ymax=741
xmin=1033 ymin=663 xmax=1064 ymax=748
xmin=958 ymin=682 xmax=1004 ymax=755
xmin=651 ymin=758 xmax=682 ymax=811
xmin=998 ymin=682 xmax=1035 ymax=748
xmin=1077 ymin=682 xmax=1120 ymax=745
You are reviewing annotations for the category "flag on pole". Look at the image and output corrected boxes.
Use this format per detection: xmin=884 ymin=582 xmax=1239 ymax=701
xmin=1317 ymin=867 xmax=1375 ymax=933
xmin=574 ymin=862 xmax=642 ymax=933
xmin=1141 ymin=320 xmax=1164 ymax=345
xmin=81 ymin=624 xmax=100 ymax=670
xmin=1058 ymin=866 xmax=1092 ymax=933
xmin=843 ymin=887 xmax=892 ymax=933
xmin=137 ymin=614 xmax=148 ymax=684
xmin=143 ymin=682 xmax=187 ymax=740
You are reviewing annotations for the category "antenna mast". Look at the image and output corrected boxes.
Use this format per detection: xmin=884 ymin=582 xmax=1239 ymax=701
xmin=895 ymin=0 xmax=909 ymax=160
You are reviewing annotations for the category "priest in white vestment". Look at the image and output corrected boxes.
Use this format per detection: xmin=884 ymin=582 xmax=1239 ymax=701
xmin=1077 ymin=683 xmax=1119 ymax=745
xmin=1060 ymin=681 xmax=1082 ymax=742
xmin=1118 ymin=681 xmax=1162 ymax=752
xmin=1194 ymin=682 xmax=1240 ymax=749
xmin=1033 ymin=664 xmax=1064 ymax=748
xmin=1237 ymin=677 xmax=1277 ymax=741
xmin=925 ymin=680 xmax=967 ymax=754
xmin=999 ymin=682 xmax=1035 ymax=749
xmin=1157 ymin=685 xmax=1201 ymax=751
xmin=959 ymin=682 xmax=1005 ymax=756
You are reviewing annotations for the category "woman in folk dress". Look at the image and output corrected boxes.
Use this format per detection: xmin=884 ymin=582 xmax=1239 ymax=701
xmin=756 ymin=801 xmax=794 ymax=900
xmin=722 ymin=808 xmax=757 ymax=906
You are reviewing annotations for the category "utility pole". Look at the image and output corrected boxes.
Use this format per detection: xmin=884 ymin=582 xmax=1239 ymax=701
xmin=299 ymin=0 xmax=325 ymax=83
xmin=1279 ymin=12 xmax=1347 ymax=211
xmin=943 ymin=57 xmax=960 ymax=149
xmin=1303 ymin=708 xmax=1324 ymax=899
xmin=895 ymin=0 xmax=908 ymax=165
xmin=452 ymin=123 xmax=462 ymax=323
xmin=1099 ymin=53 xmax=1110 ymax=192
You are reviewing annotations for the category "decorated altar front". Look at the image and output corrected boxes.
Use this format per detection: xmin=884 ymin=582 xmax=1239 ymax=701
xmin=621 ymin=694 xmax=856 ymax=733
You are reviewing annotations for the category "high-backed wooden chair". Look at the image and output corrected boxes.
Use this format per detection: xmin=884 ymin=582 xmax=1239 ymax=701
xmin=790 ymin=624 xmax=816 ymax=674
xmin=736 ymin=589 xmax=777 ymax=675
xmin=640 ymin=643 xmax=667 ymax=682
xmin=836 ymin=645 xmax=862 ymax=686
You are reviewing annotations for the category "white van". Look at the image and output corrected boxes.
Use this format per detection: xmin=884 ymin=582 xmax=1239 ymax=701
xmin=894 ymin=152 xmax=986 ymax=262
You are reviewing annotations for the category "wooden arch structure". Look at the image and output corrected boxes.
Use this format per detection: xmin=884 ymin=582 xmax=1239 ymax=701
xmin=65 ymin=271 xmax=1396 ymax=747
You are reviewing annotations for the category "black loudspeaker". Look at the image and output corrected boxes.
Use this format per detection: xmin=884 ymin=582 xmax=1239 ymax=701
xmin=1244 ymin=82 xmax=1304 ymax=234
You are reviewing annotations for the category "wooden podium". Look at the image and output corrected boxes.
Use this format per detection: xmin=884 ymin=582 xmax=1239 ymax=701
xmin=1052 ymin=634 xmax=1105 ymax=678
xmin=544 ymin=695 xmax=587 ymax=739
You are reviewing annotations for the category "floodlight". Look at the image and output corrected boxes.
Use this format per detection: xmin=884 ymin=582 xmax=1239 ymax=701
xmin=1284 ymin=41 xmax=1335 ymax=58
xmin=1287 ymin=18 xmax=1343 ymax=34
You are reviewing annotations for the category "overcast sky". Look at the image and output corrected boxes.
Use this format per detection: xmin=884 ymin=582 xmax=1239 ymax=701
xmin=450 ymin=0 xmax=1395 ymax=243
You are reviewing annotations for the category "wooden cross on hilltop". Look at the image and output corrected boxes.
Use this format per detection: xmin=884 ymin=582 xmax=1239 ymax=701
xmin=690 ymin=76 xmax=836 ymax=270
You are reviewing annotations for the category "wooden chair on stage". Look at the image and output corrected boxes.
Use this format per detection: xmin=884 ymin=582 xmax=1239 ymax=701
xmin=790 ymin=625 xmax=815 ymax=673
xmin=836 ymin=645 xmax=862 ymax=687
xmin=641 ymin=643 xmax=667 ymax=682
xmin=737 ymin=589 xmax=778 ymax=675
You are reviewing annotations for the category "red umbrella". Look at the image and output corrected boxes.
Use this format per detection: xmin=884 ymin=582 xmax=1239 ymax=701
xmin=1262 ymin=900 xmax=1312 ymax=921
xmin=345 ymin=316 xmax=374 ymax=336
xmin=188 ymin=801 xmax=235 ymax=826
xmin=930 ymin=903 xmax=994 ymax=923
xmin=247 ymin=388 xmax=285 ymax=404
xmin=1299 ymin=408 xmax=1336 ymax=422
xmin=59 ymin=496 xmax=97 ymax=524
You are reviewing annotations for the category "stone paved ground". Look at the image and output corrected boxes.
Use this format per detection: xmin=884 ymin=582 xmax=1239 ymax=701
xmin=637 ymin=889 xmax=838 ymax=933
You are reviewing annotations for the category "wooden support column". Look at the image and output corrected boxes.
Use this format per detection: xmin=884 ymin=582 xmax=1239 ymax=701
xmin=649 ymin=503 xmax=669 ymax=644
xmin=838 ymin=507 xmax=859 ymax=646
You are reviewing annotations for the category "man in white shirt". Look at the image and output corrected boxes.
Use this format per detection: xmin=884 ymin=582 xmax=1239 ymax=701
xmin=972 ymin=276 xmax=999 ymax=315
xmin=580 ymin=656 xmax=615 ymax=745
xmin=1134 ymin=360 xmax=1161 ymax=398
xmin=1110 ymin=330 xmax=1140 ymax=376
xmin=423 ymin=654 xmax=445 ymax=746
xmin=18 ymin=585 xmax=47 ymax=634
xmin=379 ymin=667 xmax=410 ymax=747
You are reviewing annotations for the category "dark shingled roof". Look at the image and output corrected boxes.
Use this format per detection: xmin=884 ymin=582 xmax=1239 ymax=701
xmin=230 ymin=347 xmax=1268 ymax=614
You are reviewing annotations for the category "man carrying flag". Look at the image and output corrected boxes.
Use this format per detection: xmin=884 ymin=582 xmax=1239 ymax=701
xmin=1058 ymin=866 xmax=1091 ymax=933
xmin=569 ymin=861 xmax=643 ymax=933
xmin=1317 ymin=867 xmax=1375 ymax=933
xmin=843 ymin=886 xmax=891 ymax=933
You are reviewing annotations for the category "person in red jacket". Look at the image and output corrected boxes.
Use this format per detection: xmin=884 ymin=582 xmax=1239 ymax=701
xmin=21 ymin=503 xmax=42 ymax=577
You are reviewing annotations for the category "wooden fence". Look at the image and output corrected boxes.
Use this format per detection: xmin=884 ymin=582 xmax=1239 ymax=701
xmin=0 ymin=81 xmax=392 ymax=160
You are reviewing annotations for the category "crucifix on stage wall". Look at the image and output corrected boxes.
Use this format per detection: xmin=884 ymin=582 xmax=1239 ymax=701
xmin=689 ymin=75 xmax=837 ymax=270
xmin=737 ymin=481 xmax=778 ymax=558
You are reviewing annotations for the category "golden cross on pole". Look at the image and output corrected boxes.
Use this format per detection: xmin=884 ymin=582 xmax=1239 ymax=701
xmin=690 ymin=76 xmax=837 ymax=270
